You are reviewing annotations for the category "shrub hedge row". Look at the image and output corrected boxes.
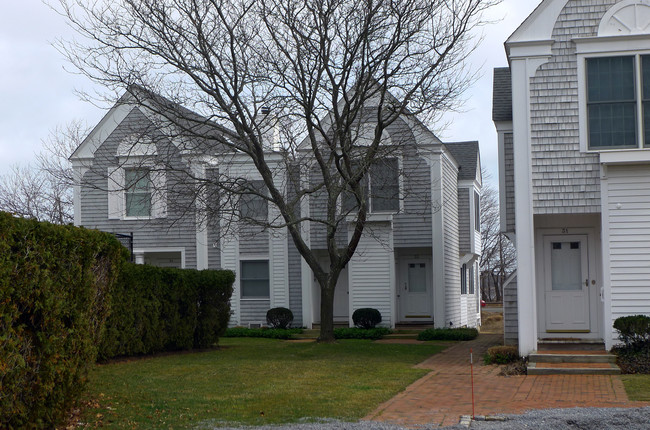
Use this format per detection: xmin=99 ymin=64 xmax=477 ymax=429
xmin=333 ymin=327 xmax=392 ymax=340
xmin=417 ymin=327 xmax=479 ymax=341
xmin=223 ymin=327 xmax=303 ymax=339
xmin=0 ymin=213 xmax=126 ymax=428
xmin=99 ymin=263 xmax=234 ymax=360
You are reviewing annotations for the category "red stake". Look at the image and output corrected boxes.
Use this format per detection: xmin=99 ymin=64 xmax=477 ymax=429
xmin=470 ymin=348 xmax=475 ymax=419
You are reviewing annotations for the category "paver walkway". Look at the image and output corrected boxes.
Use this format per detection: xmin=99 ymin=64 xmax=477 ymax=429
xmin=365 ymin=333 xmax=650 ymax=428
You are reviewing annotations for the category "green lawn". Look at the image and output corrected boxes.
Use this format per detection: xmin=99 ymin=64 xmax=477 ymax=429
xmin=621 ymin=374 xmax=650 ymax=401
xmin=80 ymin=338 xmax=445 ymax=428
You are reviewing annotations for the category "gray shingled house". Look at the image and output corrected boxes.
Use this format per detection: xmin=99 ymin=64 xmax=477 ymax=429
xmin=493 ymin=0 xmax=650 ymax=355
xmin=71 ymin=88 xmax=483 ymax=329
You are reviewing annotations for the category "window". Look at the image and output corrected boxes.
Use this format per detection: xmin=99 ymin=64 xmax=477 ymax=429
xmin=469 ymin=264 xmax=475 ymax=295
xmin=586 ymin=55 xmax=650 ymax=149
xmin=240 ymin=260 xmax=269 ymax=298
xmin=474 ymin=191 xmax=480 ymax=232
xmin=342 ymin=158 xmax=399 ymax=213
xmin=460 ymin=263 xmax=467 ymax=295
xmin=125 ymin=168 xmax=151 ymax=217
xmin=240 ymin=181 xmax=268 ymax=221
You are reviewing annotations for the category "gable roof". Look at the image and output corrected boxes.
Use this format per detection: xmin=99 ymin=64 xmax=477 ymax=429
xmin=444 ymin=141 xmax=480 ymax=181
xmin=507 ymin=0 xmax=567 ymax=45
xmin=492 ymin=67 xmax=512 ymax=122
xmin=70 ymin=86 xmax=238 ymax=161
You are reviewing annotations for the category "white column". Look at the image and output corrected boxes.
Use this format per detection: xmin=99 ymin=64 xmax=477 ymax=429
xmin=510 ymin=55 xmax=550 ymax=355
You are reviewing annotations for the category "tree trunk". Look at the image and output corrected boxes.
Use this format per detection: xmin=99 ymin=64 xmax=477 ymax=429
xmin=318 ymin=280 xmax=336 ymax=342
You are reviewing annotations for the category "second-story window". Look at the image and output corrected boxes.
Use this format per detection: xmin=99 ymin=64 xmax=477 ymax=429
xmin=125 ymin=168 xmax=151 ymax=217
xmin=474 ymin=191 xmax=480 ymax=232
xmin=586 ymin=55 xmax=650 ymax=149
xmin=342 ymin=158 xmax=399 ymax=213
xmin=240 ymin=180 xmax=268 ymax=221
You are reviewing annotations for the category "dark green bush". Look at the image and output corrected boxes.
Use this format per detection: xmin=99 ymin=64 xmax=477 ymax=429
xmin=334 ymin=327 xmax=392 ymax=340
xmin=352 ymin=308 xmax=382 ymax=329
xmin=417 ymin=327 xmax=479 ymax=341
xmin=613 ymin=344 xmax=650 ymax=374
xmin=613 ymin=315 xmax=650 ymax=348
xmin=98 ymin=264 xmax=234 ymax=359
xmin=0 ymin=212 xmax=126 ymax=428
xmin=223 ymin=327 xmax=303 ymax=339
xmin=484 ymin=345 xmax=520 ymax=364
xmin=266 ymin=307 xmax=294 ymax=329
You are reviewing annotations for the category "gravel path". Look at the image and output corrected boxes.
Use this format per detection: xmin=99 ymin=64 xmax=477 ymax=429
xmin=201 ymin=407 xmax=650 ymax=429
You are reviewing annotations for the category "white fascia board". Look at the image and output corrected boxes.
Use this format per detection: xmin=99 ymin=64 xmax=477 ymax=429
xmin=600 ymin=150 xmax=650 ymax=165
xmin=70 ymin=98 xmax=135 ymax=161
xmin=507 ymin=0 xmax=567 ymax=44
xmin=506 ymin=40 xmax=555 ymax=60
xmin=574 ymin=34 xmax=650 ymax=54
xmin=493 ymin=121 xmax=513 ymax=133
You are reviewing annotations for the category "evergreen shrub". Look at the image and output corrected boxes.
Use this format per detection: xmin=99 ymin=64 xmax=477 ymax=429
xmin=0 ymin=212 xmax=126 ymax=428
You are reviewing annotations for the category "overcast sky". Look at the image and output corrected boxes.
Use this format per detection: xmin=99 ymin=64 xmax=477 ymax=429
xmin=0 ymin=1 xmax=539 ymax=189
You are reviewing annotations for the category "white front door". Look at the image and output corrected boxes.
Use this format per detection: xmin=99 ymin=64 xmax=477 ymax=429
xmin=398 ymin=259 xmax=433 ymax=322
xmin=543 ymin=235 xmax=591 ymax=332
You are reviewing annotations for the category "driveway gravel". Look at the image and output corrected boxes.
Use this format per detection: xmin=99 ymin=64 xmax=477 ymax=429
xmin=205 ymin=407 xmax=650 ymax=429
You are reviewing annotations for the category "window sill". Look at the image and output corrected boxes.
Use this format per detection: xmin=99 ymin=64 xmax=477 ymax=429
xmin=346 ymin=212 xmax=394 ymax=223
xmin=123 ymin=216 xmax=153 ymax=221
xmin=597 ymin=149 xmax=650 ymax=165
xmin=240 ymin=297 xmax=271 ymax=301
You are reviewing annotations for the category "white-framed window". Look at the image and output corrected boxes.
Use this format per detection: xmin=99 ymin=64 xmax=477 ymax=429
xmin=584 ymin=54 xmax=650 ymax=150
xmin=469 ymin=264 xmax=475 ymax=295
xmin=460 ymin=263 xmax=467 ymax=295
xmin=107 ymin=165 xmax=167 ymax=220
xmin=342 ymin=157 xmax=400 ymax=213
xmin=474 ymin=191 xmax=480 ymax=232
xmin=240 ymin=260 xmax=270 ymax=298
xmin=125 ymin=168 xmax=152 ymax=217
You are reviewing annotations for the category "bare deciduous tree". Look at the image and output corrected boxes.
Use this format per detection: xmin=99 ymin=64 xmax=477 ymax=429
xmin=0 ymin=120 xmax=86 ymax=225
xmin=479 ymin=171 xmax=515 ymax=303
xmin=57 ymin=0 xmax=499 ymax=341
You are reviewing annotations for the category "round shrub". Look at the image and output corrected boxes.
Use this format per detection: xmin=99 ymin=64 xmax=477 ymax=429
xmin=266 ymin=307 xmax=294 ymax=329
xmin=352 ymin=308 xmax=382 ymax=329
xmin=484 ymin=345 xmax=520 ymax=364
xmin=614 ymin=315 xmax=650 ymax=348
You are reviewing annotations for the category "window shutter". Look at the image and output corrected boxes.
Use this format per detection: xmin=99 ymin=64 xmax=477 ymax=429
xmin=107 ymin=167 xmax=124 ymax=219
xmin=151 ymin=169 xmax=167 ymax=218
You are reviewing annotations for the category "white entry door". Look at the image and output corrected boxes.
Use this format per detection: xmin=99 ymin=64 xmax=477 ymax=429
xmin=399 ymin=260 xmax=432 ymax=322
xmin=544 ymin=235 xmax=590 ymax=332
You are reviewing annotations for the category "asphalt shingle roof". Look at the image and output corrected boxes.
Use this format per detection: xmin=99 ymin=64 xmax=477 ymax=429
xmin=492 ymin=67 xmax=512 ymax=122
xmin=444 ymin=141 xmax=479 ymax=181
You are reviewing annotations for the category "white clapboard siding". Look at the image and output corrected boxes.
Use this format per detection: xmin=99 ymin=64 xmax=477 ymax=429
xmin=221 ymin=225 xmax=240 ymax=325
xmin=442 ymin=155 xmax=461 ymax=327
xmin=348 ymin=223 xmax=394 ymax=327
xmin=606 ymin=165 xmax=650 ymax=341
xmin=269 ymin=203 xmax=289 ymax=309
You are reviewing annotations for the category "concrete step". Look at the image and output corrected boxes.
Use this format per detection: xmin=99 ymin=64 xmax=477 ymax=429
xmin=537 ymin=339 xmax=606 ymax=351
xmin=529 ymin=351 xmax=616 ymax=364
xmin=527 ymin=361 xmax=621 ymax=375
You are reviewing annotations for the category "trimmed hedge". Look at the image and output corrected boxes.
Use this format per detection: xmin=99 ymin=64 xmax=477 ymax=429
xmin=614 ymin=315 xmax=650 ymax=348
xmin=352 ymin=308 xmax=382 ymax=329
xmin=266 ymin=307 xmax=294 ymax=329
xmin=223 ymin=327 xmax=303 ymax=339
xmin=98 ymin=263 xmax=234 ymax=359
xmin=334 ymin=327 xmax=392 ymax=340
xmin=0 ymin=212 xmax=126 ymax=428
xmin=417 ymin=327 xmax=479 ymax=341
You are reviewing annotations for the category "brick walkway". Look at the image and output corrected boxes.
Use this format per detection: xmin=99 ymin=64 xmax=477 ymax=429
xmin=365 ymin=334 xmax=650 ymax=428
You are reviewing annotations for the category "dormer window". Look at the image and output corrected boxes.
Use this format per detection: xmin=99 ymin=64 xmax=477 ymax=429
xmin=586 ymin=55 xmax=650 ymax=149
